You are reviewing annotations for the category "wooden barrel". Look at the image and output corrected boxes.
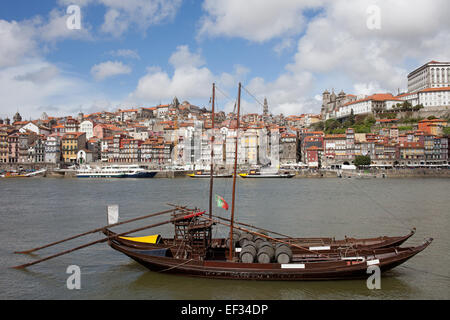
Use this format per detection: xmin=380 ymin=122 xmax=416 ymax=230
xmin=241 ymin=240 xmax=257 ymax=251
xmin=253 ymin=235 xmax=265 ymax=242
xmin=257 ymin=246 xmax=275 ymax=264
xmin=238 ymin=233 xmax=254 ymax=247
xmin=256 ymin=241 xmax=273 ymax=250
xmin=239 ymin=246 xmax=256 ymax=263
xmin=254 ymin=238 xmax=265 ymax=248
xmin=275 ymin=242 xmax=290 ymax=249
xmin=275 ymin=245 xmax=293 ymax=264
xmin=233 ymin=231 xmax=241 ymax=242
xmin=226 ymin=231 xmax=242 ymax=248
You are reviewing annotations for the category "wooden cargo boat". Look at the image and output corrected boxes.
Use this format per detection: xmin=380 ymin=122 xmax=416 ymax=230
xmin=103 ymin=227 xmax=416 ymax=251
xmin=107 ymin=235 xmax=432 ymax=280
xmin=103 ymin=83 xmax=432 ymax=280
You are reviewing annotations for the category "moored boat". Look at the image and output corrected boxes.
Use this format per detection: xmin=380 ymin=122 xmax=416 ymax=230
xmin=103 ymin=227 xmax=416 ymax=252
xmin=107 ymin=229 xmax=432 ymax=280
xmin=188 ymin=170 xmax=232 ymax=178
xmin=239 ymin=169 xmax=294 ymax=178
xmin=103 ymin=83 xmax=432 ymax=281
xmin=76 ymin=165 xmax=157 ymax=178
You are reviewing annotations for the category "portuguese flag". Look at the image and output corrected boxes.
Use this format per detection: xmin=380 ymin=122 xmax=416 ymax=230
xmin=215 ymin=195 xmax=229 ymax=210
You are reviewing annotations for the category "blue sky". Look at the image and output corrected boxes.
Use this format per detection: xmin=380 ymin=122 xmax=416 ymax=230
xmin=0 ymin=0 xmax=449 ymax=119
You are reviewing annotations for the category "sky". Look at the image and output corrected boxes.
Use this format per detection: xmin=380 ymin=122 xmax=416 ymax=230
xmin=0 ymin=0 xmax=449 ymax=120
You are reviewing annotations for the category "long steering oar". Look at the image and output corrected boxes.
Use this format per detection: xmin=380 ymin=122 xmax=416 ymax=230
xmin=14 ymin=208 xmax=177 ymax=254
xmin=12 ymin=210 xmax=205 ymax=269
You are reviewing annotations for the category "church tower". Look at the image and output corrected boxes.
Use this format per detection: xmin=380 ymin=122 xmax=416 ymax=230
xmin=321 ymin=89 xmax=331 ymax=119
xmin=263 ymin=97 xmax=269 ymax=116
xmin=13 ymin=112 xmax=22 ymax=123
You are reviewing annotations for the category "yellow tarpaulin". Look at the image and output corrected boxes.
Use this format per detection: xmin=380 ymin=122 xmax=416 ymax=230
xmin=119 ymin=234 xmax=161 ymax=244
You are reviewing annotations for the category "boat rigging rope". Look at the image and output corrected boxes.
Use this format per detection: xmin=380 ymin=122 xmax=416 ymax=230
xmin=345 ymin=179 xmax=411 ymax=230
xmin=241 ymin=85 xmax=264 ymax=108
xmin=158 ymin=259 xmax=195 ymax=273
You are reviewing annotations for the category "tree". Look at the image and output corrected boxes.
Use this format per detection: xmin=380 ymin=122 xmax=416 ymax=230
xmin=354 ymin=155 xmax=371 ymax=168
xmin=349 ymin=109 xmax=355 ymax=125
xmin=443 ymin=127 xmax=450 ymax=136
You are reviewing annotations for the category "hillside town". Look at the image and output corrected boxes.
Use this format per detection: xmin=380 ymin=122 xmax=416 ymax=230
xmin=0 ymin=61 xmax=449 ymax=173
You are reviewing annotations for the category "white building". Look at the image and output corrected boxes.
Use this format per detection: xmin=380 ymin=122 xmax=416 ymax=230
xmin=44 ymin=135 xmax=61 ymax=164
xmin=19 ymin=122 xmax=51 ymax=136
xmin=408 ymin=61 xmax=450 ymax=93
xmin=418 ymin=87 xmax=450 ymax=107
xmin=335 ymin=94 xmax=401 ymax=119
xmin=80 ymin=120 xmax=95 ymax=139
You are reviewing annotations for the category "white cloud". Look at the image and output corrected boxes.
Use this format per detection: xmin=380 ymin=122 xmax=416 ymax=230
xmin=290 ymin=0 xmax=450 ymax=95
xmin=14 ymin=65 xmax=60 ymax=84
xmin=109 ymin=49 xmax=141 ymax=60
xmin=196 ymin=0 xmax=450 ymax=115
xmin=99 ymin=0 xmax=182 ymax=37
xmin=0 ymin=20 xmax=37 ymax=68
xmin=0 ymin=59 xmax=105 ymax=118
xmin=273 ymin=38 xmax=295 ymax=56
xmin=198 ymin=0 xmax=324 ymax=42
xmin=38 ymin=8 xmax=93 ymax=43
xmin=168 ymin=45 xmax=206 ymax=69
xmin=129 ymin=46 xmax=250 ymax=105
xmin=91 ymin=61 xmax=132 ymax=81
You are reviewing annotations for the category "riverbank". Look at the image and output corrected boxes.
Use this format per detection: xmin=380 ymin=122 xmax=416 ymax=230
xmin=2 ymin=165 xmax=450 ymax=179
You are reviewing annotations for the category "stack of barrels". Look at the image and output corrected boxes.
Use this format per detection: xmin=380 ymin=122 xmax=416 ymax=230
xmin=229 ymin=231 xmax=292 ymax=264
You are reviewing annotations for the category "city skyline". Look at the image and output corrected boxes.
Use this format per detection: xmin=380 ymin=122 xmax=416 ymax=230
xmin=1 ymin=0 xmax=450 ymax=119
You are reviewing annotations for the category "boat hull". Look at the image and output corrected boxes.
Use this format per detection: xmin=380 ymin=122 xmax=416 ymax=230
xmin=107 ymin=238 xmax=432 ymax=281
xmin=239 ymin=173 xmax=295 ymax=178
xmin=125 ymin=171 xmax=157 ymax=178
xmin=76 ymin=174 xmax=126 ymax=178
xmin=76 ymin=172 xmax=157 ymax=178
xmin=103 ymin=228 xmax=416 ymax=251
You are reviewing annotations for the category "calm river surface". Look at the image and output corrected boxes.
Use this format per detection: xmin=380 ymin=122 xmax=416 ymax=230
xmin=1 ymin=177 xmax=449 ymax=300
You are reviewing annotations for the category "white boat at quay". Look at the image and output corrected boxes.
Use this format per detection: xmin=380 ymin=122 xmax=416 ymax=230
xmin=76 ymin=165 xmax=157 ymax=178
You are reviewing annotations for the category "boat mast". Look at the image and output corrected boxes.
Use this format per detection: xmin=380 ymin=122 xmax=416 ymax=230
xmin=228 ymin=82 xmax=241 ymax=261
xmin=209 ymin=83 xmax=215 ymax=220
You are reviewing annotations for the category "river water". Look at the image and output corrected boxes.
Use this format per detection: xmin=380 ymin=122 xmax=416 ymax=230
xmin=0 ymin=177 xmax=449 ymax=300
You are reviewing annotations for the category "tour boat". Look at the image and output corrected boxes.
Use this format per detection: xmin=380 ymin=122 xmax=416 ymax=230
xmin=76 ymin=165 xmax=157 ymax=178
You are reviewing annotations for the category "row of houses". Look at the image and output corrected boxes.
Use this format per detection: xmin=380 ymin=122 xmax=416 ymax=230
xmin=300 ymin=125 xmax=449 ymax=169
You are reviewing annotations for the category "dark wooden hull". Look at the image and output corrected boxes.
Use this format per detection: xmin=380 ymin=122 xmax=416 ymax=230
xmin=107 ymin=238 xmax=432 ymax=281
xmin=103 ymin=228 xmax=416 ymax=252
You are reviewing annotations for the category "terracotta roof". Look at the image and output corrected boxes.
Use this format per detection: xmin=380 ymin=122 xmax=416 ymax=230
xmin=325 ymin=134 xmax=346 ymax=139
xmin=419 ymin=86 xmax=450 ymax=93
